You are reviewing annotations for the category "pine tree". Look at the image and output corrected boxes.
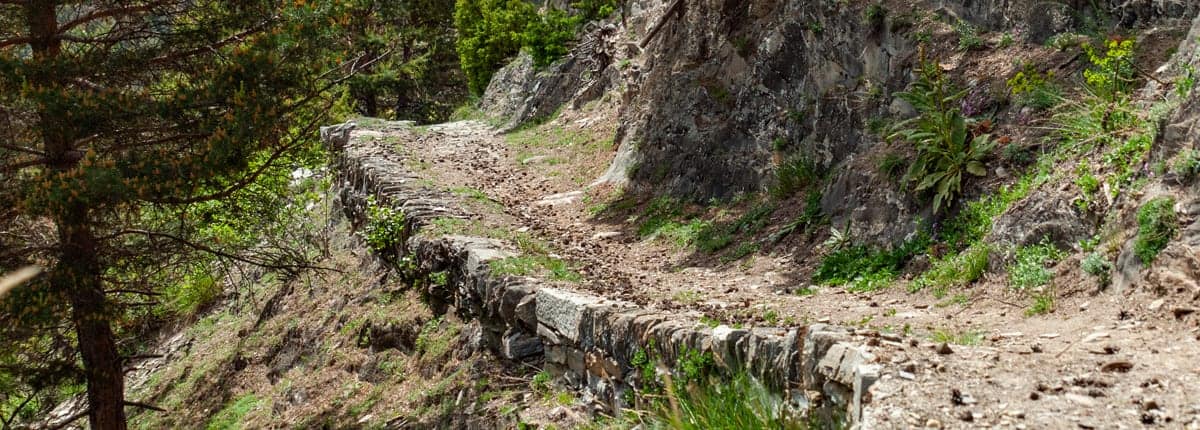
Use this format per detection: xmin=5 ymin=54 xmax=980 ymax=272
xmin=0 ymin=2 xmax=347 ymax=428
xmin=345 ymin=0 xmax=464 ymax=122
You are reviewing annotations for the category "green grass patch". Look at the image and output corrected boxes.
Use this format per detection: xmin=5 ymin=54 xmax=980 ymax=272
xmin=205 ymin=394 xmax=260 ymax=430
xmin=490 ymin=256 xmax=582 ymax=282
xmin=629 ymin=373 xmax=810 ymax=430
xmin=1008 ymin=241 xmax=1065 ymax=290
xmin=449 ymin=186 xmax=501 ymax=208
xmin=931 ymin=329 xmax=983 ymax=346
xmin=505 ymin=123 xmax=590 ymax=148
xmin=696 ymin=201 xmax=775 ymax=253
xmin=1026 ymin=293 xmax=1055 ymax=316
xmin=416 ymin=316 xmax=462 ymax=363
xmin=813 ymin=233 xmax=930 ymax=289
xmin=910 ymin=242 xmax=989 ymax=295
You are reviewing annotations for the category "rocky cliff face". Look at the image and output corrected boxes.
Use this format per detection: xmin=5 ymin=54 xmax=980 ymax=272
xmin=482 ymin=0 xmax=1200 ymax=246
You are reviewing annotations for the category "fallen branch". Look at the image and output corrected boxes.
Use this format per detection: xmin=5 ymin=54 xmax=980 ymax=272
xmin=124 ymin=400 xmax=167 ymax=412
xmin=639 ymin=0 xmax=684 ymax=49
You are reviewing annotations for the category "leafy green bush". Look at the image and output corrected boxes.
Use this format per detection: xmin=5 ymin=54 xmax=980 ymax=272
xmin=360 ymin=197 xmax=408 ymax=252
xmin=163 ymin=269 xmax=222 ymax=317
xmin=454 ymin=0 xmax=537 ymax=94
xmin=571 ymin=0 xmax=619 ymax=21
xmin=1135 ymin=197 xmax=1178 ymax=265
xmin=456 ymin=0 xmax=618 ymax=94
xmin=523 ymin=8 xmax=579 ymax=68
xmin=1008 ymin=241 xmax=1064 ymax=290
xmin=890 ymin=60 xmax=995 ymax=213
xmin=864 ymin=3 xmax=887 ymax=28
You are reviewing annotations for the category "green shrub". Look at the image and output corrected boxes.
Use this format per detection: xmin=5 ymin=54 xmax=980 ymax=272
xmin=890 ymin=59 xmax=995 ymax=213
xmin=1074 ymin=165 xmax=1101 ymax=211
xmin=1134 ymin=197 xmax=1178 ymax=265
xmin=1176 ymin=65 xmax=1197 ymax=98
xmin=163 ymin=268 xmax=222 ymax=317
xmin=454 ymin=0 xmax=536 ymax=95
xmin=676 ymin=348 xmax=715 ymax=383
xmin=360 ymin=197 xmax=408 ymax=252
xmin=571 ymin=0 xmax=619 ymax=21
xmin=864 ymin=3 xmax=887 ymax=28
xmin=523 ymin=8 xmax=579 ymax=68
xmin=955 ymin=20 xmax=984 ymax=51
xmin=206 ymin=394 xmax=260 ymax=430
xmin=1081 ymin=252 xmax=1113 ymax=286
xmin=1008 ymin=241 xmax=1064 ymax=290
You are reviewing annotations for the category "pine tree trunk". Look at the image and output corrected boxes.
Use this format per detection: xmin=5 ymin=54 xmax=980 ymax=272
xmin=27 ymin=1 xmax=128 ymax=428
xmin=56 ymin=216 xmax=128 ymax=430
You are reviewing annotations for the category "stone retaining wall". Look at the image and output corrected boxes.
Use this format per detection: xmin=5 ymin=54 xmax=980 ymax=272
xmin=321 ymin=121 xmax=882 ymax=427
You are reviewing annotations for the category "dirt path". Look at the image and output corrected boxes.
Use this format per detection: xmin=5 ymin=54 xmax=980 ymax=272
xmin=372 ymin=117 xmax=1200 ymax=428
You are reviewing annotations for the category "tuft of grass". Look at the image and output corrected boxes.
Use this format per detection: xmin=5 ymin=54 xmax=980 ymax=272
xmin=633 ymin=373 xmax=809 ymax=430
xmin=1134 ymin=197 xmax=1178 ymax=265
xmin=1026 ymin=293 xmax=1055 ymax=316
xmin=770 ymin=154 xmax=823 ymax=199
xmin=931 ymin=329 xmax=983 ymax=346
xmin=504 ymin=122 xmax=589 ymax=148
xmin=672 ymin=290 xmax=703 ymax=306
xmin=696 ymin=202 xmax=775 ymax=252
xmin=719 ymin=242 xmax=760 ymax=263
xmin=877 ymin=152 xmax=907 ymax=180
xmin=769 ymin=190 xmax=826 ymax=243
xmin=910 ymin=243 xmax=989 ymax=294
xmin=449 ymin=186 xmax=500 ymax=208
xmin=1008 ymin=241 xmax=1064 ymax=290
xmin=846 ymin=270 xmax=896 ymax=293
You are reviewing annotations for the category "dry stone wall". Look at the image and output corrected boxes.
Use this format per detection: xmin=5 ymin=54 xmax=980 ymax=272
xmin=321 ymin=121 xmax=885 ymax=427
